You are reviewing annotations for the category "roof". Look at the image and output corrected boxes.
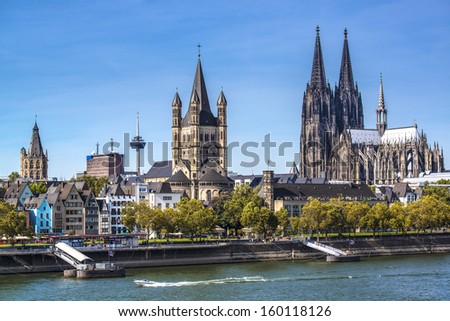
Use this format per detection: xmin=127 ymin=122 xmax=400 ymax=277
xmin=200 ymin=169 xmax=230 ymax=183
xmin=181 ymin=57 xmax=217 ymax=127
xmin=4 ymin=182 xmax=30 ymax=199
xmin=148 ymin=182 xmax=173 ymax=194
xmin=27 ymin=120 xmax=45 ymax=157
xmin=382 ymin=126 xmax=419 ymax=144
xmin=166 ymin=170 xmax=191 ymax=183
xmin=55 ymin=242 xmax=93 ymax=264
xmin=143 ymin=161 xmax=173 ymax=178
xmin=349 ymin=129 xmax=381 ymax=145
xmin=273 ymin=183 xmax=376 ymax=200
xmin=392 ymin=182 xmax=413 ymax=198
xmin=294 ymin=177 xmax=327 ymax=184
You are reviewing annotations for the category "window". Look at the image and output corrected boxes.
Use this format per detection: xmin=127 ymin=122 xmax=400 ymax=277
xmin=165 ymin=203 xmax=170 ymax=209
xmin=163 ymin=196 xmax=172 ymax=201
xmin=157 ymin=203 xmax=162 ymax=208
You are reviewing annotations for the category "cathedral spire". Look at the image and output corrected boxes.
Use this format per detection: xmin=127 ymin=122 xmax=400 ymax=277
xmin=338 ymin=28 xmax=354 ymax=91
xmin=376 ymin=73 xmax=387 ymax=136
xmin=310 ymin=26 xmax=327 ymax=89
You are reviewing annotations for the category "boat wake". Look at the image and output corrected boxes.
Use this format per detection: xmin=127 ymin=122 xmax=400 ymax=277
xmin=134 ymin=276 xmax=266 ymax=287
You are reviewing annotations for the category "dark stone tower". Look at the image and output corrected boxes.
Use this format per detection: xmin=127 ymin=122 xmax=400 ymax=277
xmin=335 ymin=29 xmax=364 ymax=132
xmin=170 ymin=51 xmax=231 ymax=200
xmin=300 ymin=26 xmax=335 ymax=178
xmin=20 ymin=118 xmax=48 ymax=180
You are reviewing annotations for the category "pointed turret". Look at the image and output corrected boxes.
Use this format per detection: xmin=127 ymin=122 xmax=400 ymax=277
xmin=310 ymin=26 xmax=327 ymax=89
xmin=217 ymin=90 xmax=227 ymax=106
xmin=376 ymin=74 xmax=387 ymax=136
xmin=172 ymin=91 xmax=182 ymax=107
xmin=181 ymin=56 xmax=217 ymax=126
xmin=29 ymin=119 xmax=44 ymax=157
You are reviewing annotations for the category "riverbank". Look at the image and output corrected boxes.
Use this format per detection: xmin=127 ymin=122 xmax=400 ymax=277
xmin=0 ymin=233 xmax=449 ymax=275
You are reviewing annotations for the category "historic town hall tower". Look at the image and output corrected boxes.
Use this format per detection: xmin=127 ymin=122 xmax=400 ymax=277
xmin=20 ymin=119 xmax=48 ymax=181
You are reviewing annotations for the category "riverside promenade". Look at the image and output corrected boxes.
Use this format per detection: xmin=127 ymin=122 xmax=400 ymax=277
xmin=1 ymin=234 xmax=450 ymax=275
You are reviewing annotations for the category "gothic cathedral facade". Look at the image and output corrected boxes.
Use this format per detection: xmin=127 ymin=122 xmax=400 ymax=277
xmin=300 ymin=27 xmax=444 ymax=185
xmin=20 ymin=120 xmax=48 ymax=181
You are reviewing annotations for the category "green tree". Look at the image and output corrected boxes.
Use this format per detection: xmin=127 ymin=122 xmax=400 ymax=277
xmin=241 ymin=201 xmax=278 ymax=239
xmin=360 ymin=202 xmax=389 ymax=237
xmin=423 ymin=180 xmax=450 ymax=205
xmin=322 ymin=198 xmax=346 ymax=238
xmin=210 ymin=192 xmax=231 ymax=232
xmin=8 ymin=171 xmax=20 ymax=182
xmin=388 ymin=202 xmax=409 ymax=234
xmin=299 ymin=199 xmax=325 ymax=240
xmin=223 ymin=185 xmax=263 ymax=236
xmin=289 ymin=217 xmax=302 ymax=236
xmin=274 ymin=208 xmax=289 ymax=237
xmin=121 ymin=202 xmax=138 ymax=233
xmin=153 ymin=207 xmax=179 ymax=239
xmin=344 ymin=201 xmax=370 ymax=236
xmin=177 ymin=198 xmax=218 ymax=240
xmin=407 ymin=195 xmax=449 ymax=234
xmin=80 ymin=175 xmax=108 ymax=196
xmin=0 ymin=201 xmax=27 ymax=245
xmin=30 ymin=182 xmax=48 ymax=195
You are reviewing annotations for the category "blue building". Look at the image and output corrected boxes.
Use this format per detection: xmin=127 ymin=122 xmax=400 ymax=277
xmin=24 ymin=194 xmax=52 ymax=236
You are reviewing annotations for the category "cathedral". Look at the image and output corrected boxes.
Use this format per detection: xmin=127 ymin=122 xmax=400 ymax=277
xmin=20 ymin=119 xmax=48 ymax=181
xmin=300 ymin=27 xmax=444 ymax=185
xmin=168 ymin=53 xmax=234 ymax=201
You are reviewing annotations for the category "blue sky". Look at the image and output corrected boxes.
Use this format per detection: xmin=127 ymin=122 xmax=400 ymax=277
xmin=1 ymin=0 xmax=450 ymax=179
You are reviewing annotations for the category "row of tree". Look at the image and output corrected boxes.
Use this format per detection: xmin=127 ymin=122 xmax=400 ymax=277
xmin=123 ymin=183 xmax=450 ymax=240
xmin=293 ymin=196 xmax=449 ymax=240
xmin=122 ymin=186 xmax=289 ymax=240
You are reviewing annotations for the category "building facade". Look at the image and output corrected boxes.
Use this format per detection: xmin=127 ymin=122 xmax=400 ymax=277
xmin=169 ymin=54 xmax=233 ymax=201
xmin=86 ymin=153 xmax=124 ymax=178
xmin=300 ymin=27 xmax=444 ymax=185
xmin=20 ymin=120 xmax=48 ymax=181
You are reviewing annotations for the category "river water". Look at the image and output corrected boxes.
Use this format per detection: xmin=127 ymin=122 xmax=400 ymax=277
xmin=0 ymin=254 xmax=449 ymax=301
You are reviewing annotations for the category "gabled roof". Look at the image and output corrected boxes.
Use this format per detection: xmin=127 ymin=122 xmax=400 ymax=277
xmin=46 ymin=193 xmax=61 ymax=206
xmin=166 ymin=170 xmax=191 ymax=183
xmin=4 ymin=182 xmax=30 ymax=199
xmin=392 ymin=182 xmax=413 ymax=198
xmin=200 ymin=169 xmax=229 ymax=183
xmin=143 ymin=161 xmax=173 ymax=178
xmin=148 ymin=182 xmax=173 ymax=194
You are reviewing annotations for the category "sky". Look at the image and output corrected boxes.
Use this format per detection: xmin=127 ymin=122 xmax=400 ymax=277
xmin=1 ymin=0 xmax=450 ymax=179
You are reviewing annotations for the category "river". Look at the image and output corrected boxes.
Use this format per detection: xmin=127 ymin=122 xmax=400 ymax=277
xmin=0 ymin=254 xmax=449 ymax=301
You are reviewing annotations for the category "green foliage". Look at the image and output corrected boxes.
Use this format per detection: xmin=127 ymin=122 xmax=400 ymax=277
xmin=210 ymin=192 xmax=231 ymax=229
xmin=406 ymin=195 xmax=449 ymax=234
xmin=241 ymin=201 xmax=278 ymax=239
xmin=423 ymin=180 xmax=450 ymax=205
xmin=29 ymin=182 xmax=48 ymax=195
xmin=177 ymin=198 xmax=218 ymax=240
xmin=223 ymin=185 xmax=263 ymax=235
xmin=274 ymin=208 xmax=289 ymax=236
xmin=344 ymin=201 xmax=370 ymax=235
xmin=0 ymin=201 xmax=28 ymax=244
xmin=78 ymin=175 xmax=108 ymax=196
xmin=8 ymin=171 xmax=20 ymax=182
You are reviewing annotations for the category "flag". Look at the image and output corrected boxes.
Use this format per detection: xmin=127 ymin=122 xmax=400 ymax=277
xmin=108 ymin=250 xmax=115 ymax=257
